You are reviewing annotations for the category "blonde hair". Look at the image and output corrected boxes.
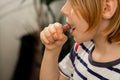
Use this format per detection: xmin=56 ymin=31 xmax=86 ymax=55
xmin=69 ymin=0 xmax=120 ymax=43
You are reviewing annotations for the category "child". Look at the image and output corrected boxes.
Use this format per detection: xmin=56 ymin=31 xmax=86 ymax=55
xmin=40 ymin=0 xmax=120 ymax=80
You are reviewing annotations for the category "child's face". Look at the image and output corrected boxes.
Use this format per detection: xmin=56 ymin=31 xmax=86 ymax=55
xmin=61 ymin=0 xmax=96 ymax=43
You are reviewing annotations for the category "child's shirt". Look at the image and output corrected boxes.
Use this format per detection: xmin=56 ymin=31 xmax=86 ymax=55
xmin=59 ymin=41 xmax=120 ymax=80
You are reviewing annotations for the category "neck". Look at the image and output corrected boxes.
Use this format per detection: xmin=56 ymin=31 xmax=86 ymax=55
xmin=93 ymin=35 xmax=120 ymax=62
xmin=92 ymin=19 xmax=120 ymax=62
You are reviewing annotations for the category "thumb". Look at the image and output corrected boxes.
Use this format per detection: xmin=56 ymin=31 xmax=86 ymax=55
xmin=53 ymin=32 xmax=59 ymax=40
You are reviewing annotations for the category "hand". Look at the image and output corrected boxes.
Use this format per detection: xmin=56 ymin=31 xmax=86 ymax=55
xmin=40 ymin=22 xmax=68 ymax=51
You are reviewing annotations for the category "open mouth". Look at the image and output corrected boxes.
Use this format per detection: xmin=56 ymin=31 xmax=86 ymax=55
xmin=64 ymin=22 xmax=76 ymax=34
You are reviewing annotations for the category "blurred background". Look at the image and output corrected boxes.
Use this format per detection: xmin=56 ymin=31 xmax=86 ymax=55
xmin=0 ymin=0 xmax=74 ymax=80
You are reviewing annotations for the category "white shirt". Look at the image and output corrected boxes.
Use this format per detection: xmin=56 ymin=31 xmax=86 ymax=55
xmin=59 ymin=41 xmax=120 ymax=80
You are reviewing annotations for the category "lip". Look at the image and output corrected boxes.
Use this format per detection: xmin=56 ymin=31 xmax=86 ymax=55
xmin=70 ymin=27 xmax=75 ymax=34
xmin=69 ymin=24 xmax=75 ymax=34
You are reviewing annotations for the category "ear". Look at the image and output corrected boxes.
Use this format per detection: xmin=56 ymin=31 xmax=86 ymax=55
xmin=102 ymin=0 xmax=117 ymax=19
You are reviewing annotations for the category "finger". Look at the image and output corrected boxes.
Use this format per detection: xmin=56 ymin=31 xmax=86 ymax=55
xmin=44 ymin=27 xmax=55 ymax=43
xmin=49 ymin=24 xmax=59 ymax=40
xmin=54 ymin=22 xmax=63 ymax=34
xmin=40 ymin=31 xmax=49 ymax=44
xmin=49 ymin=24 xmax=57 ymax=34
xmin=52 ymin=23 xmax=63 ymax=40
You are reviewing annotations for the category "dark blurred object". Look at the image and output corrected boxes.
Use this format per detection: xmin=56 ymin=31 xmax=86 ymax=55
xmin=59 ymin=31 xmax=74 ymax=62
xmin=41 ymin=0 xmax=56 ymax=5
xmin=12 ymin=33 xmax=42 ymax=80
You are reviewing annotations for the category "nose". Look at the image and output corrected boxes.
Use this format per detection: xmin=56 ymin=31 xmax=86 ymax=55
xmin=60 ymin=2 xmax=69 ymax=16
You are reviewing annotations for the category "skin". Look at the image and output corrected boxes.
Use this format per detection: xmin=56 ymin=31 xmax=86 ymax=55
xmin=40 ymin=0 xmax=120 ymax=80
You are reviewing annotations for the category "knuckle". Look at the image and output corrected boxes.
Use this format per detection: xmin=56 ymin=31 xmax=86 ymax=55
xmin=44 ymin=27 xmax=48 ymax=31
xmin=48 ymin=24 xmax=52 ymax=26
xmin=46 ymin=33 xmax=51 ymax=38
xmin=55 ymin=22 xmax=62 ymax=27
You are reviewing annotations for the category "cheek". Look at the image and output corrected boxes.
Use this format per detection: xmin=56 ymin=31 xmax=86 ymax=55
xmin=75 ymin=22 xmax=88 ymax=33
xmin=71 ymin=13 xmax=89 ymax=32
xmin=74 ymin=28 xmax=97 ymax=43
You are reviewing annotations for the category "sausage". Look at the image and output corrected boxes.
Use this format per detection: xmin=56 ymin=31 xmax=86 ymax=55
xmin=53 ymin=23 xmax=71 ymax=40
xmin=63 ymin=23 xmax=71 ymax=32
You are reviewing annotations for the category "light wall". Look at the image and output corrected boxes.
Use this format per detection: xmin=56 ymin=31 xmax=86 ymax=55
xmin=0 ymin=0 xmax=65 ymax=80
xmin=0 ymin=0 xmax=39 ymax=80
